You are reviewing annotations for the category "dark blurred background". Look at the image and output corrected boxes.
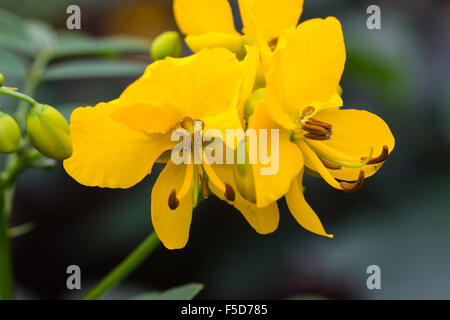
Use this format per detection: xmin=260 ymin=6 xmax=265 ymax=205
xmin=0 ymin=0 xmax=449 ymax=299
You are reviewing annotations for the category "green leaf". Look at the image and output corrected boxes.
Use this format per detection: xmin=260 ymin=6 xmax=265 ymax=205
xmin=43 ymin=60 xmax=147 ymax=81
xmin=53 ymin=35 xmax=151 ymax=58
xmin=129 ymin=283 xmax=204 ymax=300
xmin=0 ymin=9 xmax=35 ymax=55
xmin=0 ymin=48 xmax=27 ymax=80
xmin=25 ymin=20 xmax=56 ymax=51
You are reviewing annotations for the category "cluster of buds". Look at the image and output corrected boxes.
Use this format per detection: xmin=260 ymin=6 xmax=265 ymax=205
xmin=0 ymin=72 xmax=72 ymax=160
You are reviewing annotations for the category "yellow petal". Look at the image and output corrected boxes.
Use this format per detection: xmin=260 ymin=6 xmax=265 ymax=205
xmin=265 ymin=17 xmax=346 ymax=128
xmin=185 ymin=33 xmax=244 ymax=55
xmin=306 ymin=108 xmax=395 ymax=181
xmin=239 ymin=0 xmax=303 ymax=42
xmin=236 ymin=45 xmax=259 ymax=119
xmin=203 ymin=107 xmax=244 ymax=151
xmin=151 ymin=161 xmax=193 ymax=250
xmin=209 ymin=163 xmax=279 ymax=234
xmin=173 ymin=0 xmax=238 ymax=36
xmin=285 ymin=169 xmax=333 ymax=238
xmin=120 ymin=48 xmax=242 ymax=120
xmin=248 ymin=101 xmax=303 ymax=207
xmin=63 ymin=100 xmax=174 ymax=189
xmin=111 ymin=102 xmax=184 ymax=135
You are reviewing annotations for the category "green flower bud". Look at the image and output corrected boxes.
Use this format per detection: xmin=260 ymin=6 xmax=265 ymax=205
xmin=26 ymin=104 xmax=72 ymax=160
xmin=0 ymin=111 xmax=20 ymax=154
xmin=244 ymin=88 xmax=266 ymax=120
xmin=151 ymin=31 xmax=182 ymax=61
xmin=0 ymin=73 xmax=4 ymax=87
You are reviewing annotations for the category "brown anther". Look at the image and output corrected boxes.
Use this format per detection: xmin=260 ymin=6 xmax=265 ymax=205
xmin=302 ymin=124 xmax=329 ymax=136
xmin=268 ymin=38 xmax=279 ymax=51
xmin=319 ymin=158 xmax=342 ymax=170
xmin=224 ymin=183 xmax=236 ymax=202
xmin=307 ymin=118 xmax=333 ymax=130
xmin=168 ymin=189 xmax=180 ymax=210
xmin=198 ymin=172 xmax=209 ymax=199
xmin=181 ymin=117 xmax=194 ymax=131
xmin=300 ymin=106 xmax=315 ymax=119
xmin=361 ymin=145 xmax=389 ymax=165
xmin=340 ymin=170 xmax=365 ymax=193
xmin=305 ymin=133 xmax=331 ymax=141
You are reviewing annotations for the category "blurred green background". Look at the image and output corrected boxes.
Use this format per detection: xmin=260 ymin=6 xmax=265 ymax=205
xmin=0 ymin=0 xmax=449 ymax=299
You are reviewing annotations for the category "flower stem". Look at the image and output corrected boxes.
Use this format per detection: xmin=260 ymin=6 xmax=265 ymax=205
xmin=15 ymin=49 xmax=51 ymax=129
xmin=0 ymin=187 xmax=14 ymax=300
xmin=0 ymin=87 xmax=37 ymax=106
xmin=82 ymin=231 xmax=161 ymax=300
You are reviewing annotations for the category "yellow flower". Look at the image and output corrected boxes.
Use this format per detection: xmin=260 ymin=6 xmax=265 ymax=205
xmin=224 ymin=17 xmax=395 ymax=237
xmin=63 ymin=48 xmax=275 ymax=249
xmin=173 ymin=0 xmax=304 ymax=56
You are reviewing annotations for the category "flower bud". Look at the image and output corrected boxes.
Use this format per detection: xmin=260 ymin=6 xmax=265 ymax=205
xmin=244 ymin=88 xmax=265 ymax=121
xmin=0 ymin=111 xmax=20 ymax=154
xmin=26 ymin=104 xmax=72 ymax=160
xmin=151 ymin=31 xmax=182 ymax=61
xmin=0 ymin=73 xmax=4 ymax=87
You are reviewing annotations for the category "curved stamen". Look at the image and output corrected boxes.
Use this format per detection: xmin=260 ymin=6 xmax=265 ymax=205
xmin=306 ymin=140 xmax=365 ymax=163
xmin=305 ymin=139 xmax=374 ymax=169
xmin=302 ymin=124 xmax=329 ymax=136
xmin=197 ymin=165 xmax=209 ymax=199
xmin=202 ymin=161 xmax=236 ymax=202
xmin=168 ymin=163 xmax=194 ymax=211
xmin=361 ymin=145 xmax=389 ymax=164
xmin=297 ymin=140 xmax=343 ymax=190
xmin=340 ymin=170 xmax=365 ymax=193
xmin=319 ymin=158 xmax=342 ymax=170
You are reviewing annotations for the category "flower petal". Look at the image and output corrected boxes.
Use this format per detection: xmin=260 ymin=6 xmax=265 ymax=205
xmin=239 ymin=0 xmax=303 ymax=42
xmin=266 ymin=17 xmax=346 ymax=128
xmin=185 ymin=33 xmax=244 ymax=54
xmin=248 ymin=101 xmax=303 ymax=207
xmin=173 ymin=0 xmax=238 ymax=36
xmin=306 ymin=108 xmax=395 ymax=181
xmin=120 ymin=48 xmax=242 ymax=120
xmin=236 ymin=45 xmax=259 ymax=119
xmin=209 ymin=163 xmax=279 ymax=234
xmin=151 ymin=161 xmax=194 ymax=250
xmin=111 ymin=102 xmax=184 ymax=135
xmin=63 ymin=100 xmax=174 ymax=188
xmin=285 ymin=169 xmax=333 ymax=238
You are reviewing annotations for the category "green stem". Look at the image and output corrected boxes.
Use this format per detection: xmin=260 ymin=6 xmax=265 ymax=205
xmin=0 ymin=49 xmax=51 ymax=300
xmin=15 ymin=49 xmax=51 ymax=129
xmin=0 ymin=87 xmax=37 ymax=106
xmin=0 ymin=187 xmax=14 ymax=300
xmin=82 ymin=232 xmax=161 ymax=300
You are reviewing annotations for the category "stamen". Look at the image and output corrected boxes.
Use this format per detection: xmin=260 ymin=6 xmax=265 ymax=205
xmin=302 ymin=124 xmax=329 ymax=136
xmin=168 ymin=163 xmax=194 ymax=211
xmin=308 ymin=118 xmax=333 ymax=130
xmin=307 ymin=140 xmax=363 ymax=163
xmin=181 ymin=117 xmax=194 ymax=132
xmin=361 ymin=145 xmax=389 ymax=164
xmin=168 ymin=190 xmax=179 ymax=210
xmin=198 ymin=166 xmax=209 ymax=199
xmin=202 ymin=161 xmax=235 ymax=202
xmin=340 ymin=170 xmax=365 ymax=193
xmin=319 ymin=158 xmax=342 ymax=170
xmin=300 ymin=106 xmax=315 ymax=119
xmin=297 ymin=140 xmax=343 ymax=191
xmin=305 ymin=139 xmax=374 ymax=169
xmin=305 ymin=133 xmax=330 ymax=140
xmin=268 ymin=37 xmax=278 ymax=51
xmin=225 ymin=183 xmax=236 ymax=202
